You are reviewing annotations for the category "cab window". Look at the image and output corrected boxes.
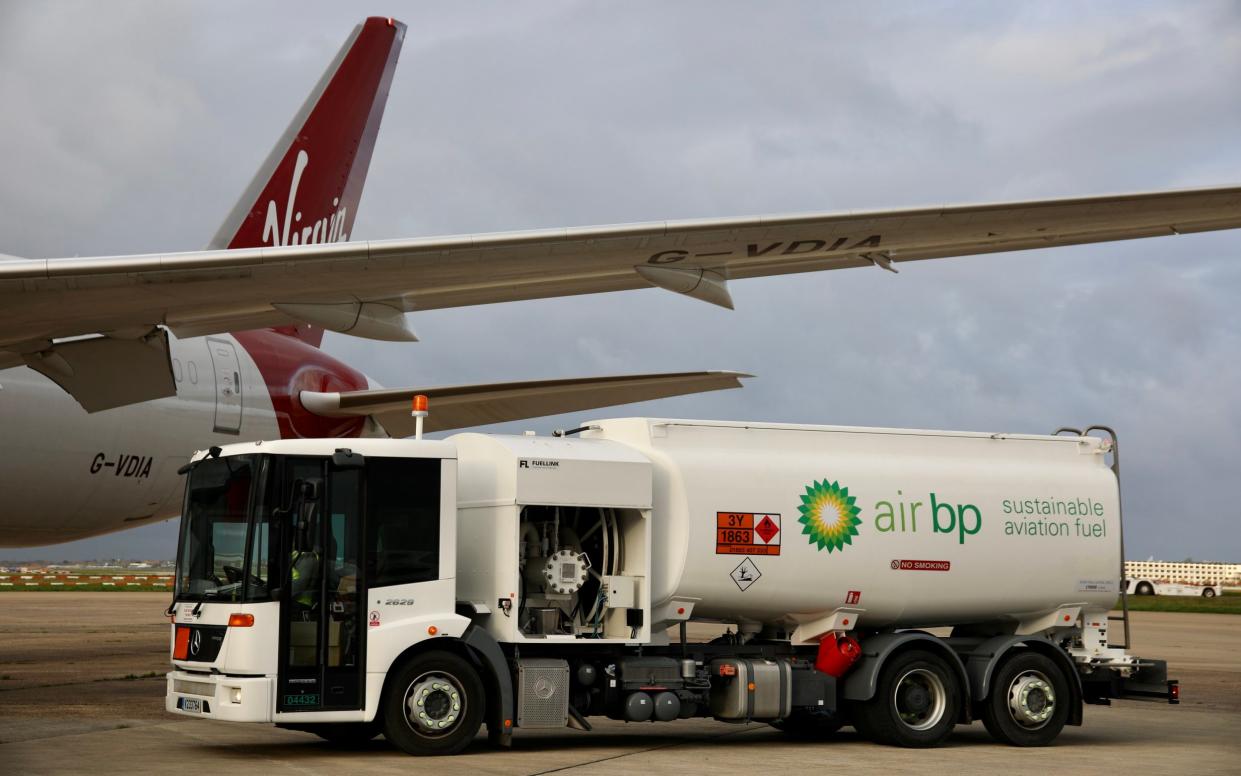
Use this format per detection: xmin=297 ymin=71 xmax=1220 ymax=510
xmin=365 ymin=457 xmax=440 ymax=587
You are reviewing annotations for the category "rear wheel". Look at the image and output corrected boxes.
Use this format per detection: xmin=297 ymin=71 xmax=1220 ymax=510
xmin=850 ymin=649 xmax=960 ymax=747
xmin=980 ymin=651 xmax=1070 ymax=747
xmin=382 ymin=651 xmax=484 ymax=756
xmin=1202 ymin=588 xmax=1217 ymax=598
xmin=1134 ymin=582 xmax=1154 ymax=595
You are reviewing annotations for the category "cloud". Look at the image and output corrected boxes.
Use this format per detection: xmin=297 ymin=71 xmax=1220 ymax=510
xmin=1 ymin=0 xmax=1239 ymax=562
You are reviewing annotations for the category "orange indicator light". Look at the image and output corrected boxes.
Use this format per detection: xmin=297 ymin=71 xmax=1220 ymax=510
xmin=427 ymin=625 xmax=438 ymax=636
xmin=412 ymin=394 xmax=429 ymax=413
xmin=228 ymin=613 xmax=255 ymax=627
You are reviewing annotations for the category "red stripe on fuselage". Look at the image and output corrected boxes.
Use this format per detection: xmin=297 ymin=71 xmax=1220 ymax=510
xmin=232 ymin=329 xmax=367 ymax=439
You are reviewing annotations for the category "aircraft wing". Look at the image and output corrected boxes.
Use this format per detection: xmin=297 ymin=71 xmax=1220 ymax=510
xmin=2 ymin=184 xmax=1239 ymax=357
xmin=299 ymin=371 xmax=751 ymax=436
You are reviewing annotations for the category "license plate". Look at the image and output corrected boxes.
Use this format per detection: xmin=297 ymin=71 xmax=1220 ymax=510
xmin=181 ymin=697 xmax=202 ymax=713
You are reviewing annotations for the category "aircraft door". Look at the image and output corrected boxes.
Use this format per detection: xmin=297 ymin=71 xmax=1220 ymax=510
xmin=206 ymin=337 xmax=243 ymax=434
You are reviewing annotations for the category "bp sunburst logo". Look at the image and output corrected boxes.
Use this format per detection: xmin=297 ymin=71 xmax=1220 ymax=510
xmin=798 ymin=479 xmax=862 ymax=553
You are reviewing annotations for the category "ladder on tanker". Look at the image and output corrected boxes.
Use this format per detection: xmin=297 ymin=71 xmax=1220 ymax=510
xmin=1054 ymin=425 xmax=1131 ymax=650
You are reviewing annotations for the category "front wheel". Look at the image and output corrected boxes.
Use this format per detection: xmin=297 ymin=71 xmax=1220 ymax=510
xmin=1202 ymin=588 xmax=1217 ymax=598
xmin=1134 ymin=582 xmax=1155 ymax=595
xmin=849 ymin=649 xmax=960 ymax=747
xmin=980 ymin=651 xmax=1070 ymax=747
xmin=382 ymin=651 xmax=484 ymax=756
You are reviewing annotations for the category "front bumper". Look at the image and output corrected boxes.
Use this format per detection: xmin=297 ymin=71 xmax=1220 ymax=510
xmin=166 ymin=670 xmax=273 ymax=722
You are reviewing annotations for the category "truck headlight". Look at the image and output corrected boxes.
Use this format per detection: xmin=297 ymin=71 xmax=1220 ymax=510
xmin=229 ymin=687 xmax=242 ymax=704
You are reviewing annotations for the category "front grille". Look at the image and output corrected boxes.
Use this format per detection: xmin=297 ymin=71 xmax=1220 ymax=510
xmin=174 ymin=679 xmax=216 ymax=697
xmin=174 ymin=624 xmax=227 ymax=662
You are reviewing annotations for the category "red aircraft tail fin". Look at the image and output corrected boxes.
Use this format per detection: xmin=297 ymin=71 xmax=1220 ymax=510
xmin=209 ymin=16 xmax=405 ymax=252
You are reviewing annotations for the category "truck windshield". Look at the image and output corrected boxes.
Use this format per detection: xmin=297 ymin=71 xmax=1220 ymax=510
xmin=176 ymin=456 xmax=256 ymax=602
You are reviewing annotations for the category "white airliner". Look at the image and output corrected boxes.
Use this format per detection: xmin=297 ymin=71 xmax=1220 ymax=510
xmin=1 ymin=17 xmax=1238 ymax=547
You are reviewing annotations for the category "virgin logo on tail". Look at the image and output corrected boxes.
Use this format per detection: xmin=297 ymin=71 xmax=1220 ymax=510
xmin=261 ymin=150 xmax=350 ymax=247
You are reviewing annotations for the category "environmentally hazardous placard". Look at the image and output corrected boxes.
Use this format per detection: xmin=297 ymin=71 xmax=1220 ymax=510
xmin=730 ymin=557 xmax=763 ymax=591
xmin=716 ymin=512 xmax=781 ymax=555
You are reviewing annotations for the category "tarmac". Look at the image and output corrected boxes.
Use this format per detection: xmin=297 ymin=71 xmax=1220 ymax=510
xmin=1 ymin=592 xmax=1237 ymax=775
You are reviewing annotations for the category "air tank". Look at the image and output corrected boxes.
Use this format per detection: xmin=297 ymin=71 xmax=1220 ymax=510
xmin=583 ymin=418 xmax=1121 ymax=636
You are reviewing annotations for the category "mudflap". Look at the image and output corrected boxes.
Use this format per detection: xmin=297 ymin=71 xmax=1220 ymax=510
xmin=1081 ymin=658 xmax=1179 ymax=705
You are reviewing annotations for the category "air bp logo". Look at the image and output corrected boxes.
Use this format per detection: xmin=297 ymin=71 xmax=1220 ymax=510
xmin=798 ymin=480 xmax=862 ymax=553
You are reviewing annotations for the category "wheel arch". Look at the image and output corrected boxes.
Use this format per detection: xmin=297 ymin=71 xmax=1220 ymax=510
xmin=965 ymin=636 xmax=1084 ymax=727
xmin=376 ymin=626 xmax=514 ymax=745
xmin=842 ymin=631 xmax=973 ymax=723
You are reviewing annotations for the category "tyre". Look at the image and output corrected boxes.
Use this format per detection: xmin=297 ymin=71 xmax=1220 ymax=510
xmin=305 ymin=722 xmax=381 ymax=747
xmin=1134 ymin=582 xmax=1154 ymax=595
xmin=770 ymin=711 xmax=845 ymax=739
xmin=1202 ymin=588 xmax=1216 ymax=598
xmin=980 ymin=651 xmax=1070 ymax=747
xmin=849 ymin=649 xmax=960 ymax=747
xmin=382 ymin=651 xmax=484 ymax=756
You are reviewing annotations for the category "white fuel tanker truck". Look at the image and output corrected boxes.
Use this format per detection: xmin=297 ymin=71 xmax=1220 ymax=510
xmin=165 ymin=416 xmax=1176 ymax=755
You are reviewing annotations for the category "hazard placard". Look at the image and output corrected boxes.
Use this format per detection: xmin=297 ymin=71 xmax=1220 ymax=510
xmin=715 ymin=512 xmax=781 ymax=555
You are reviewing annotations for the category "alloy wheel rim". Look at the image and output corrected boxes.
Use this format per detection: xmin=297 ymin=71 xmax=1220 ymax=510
xmin=893 ymin=667 xmax=947 ymax=731
xmin=404 ymin=671 xmax=466 ymax=736
xmin=1007 ymin=670 xmax=1055 ymax=729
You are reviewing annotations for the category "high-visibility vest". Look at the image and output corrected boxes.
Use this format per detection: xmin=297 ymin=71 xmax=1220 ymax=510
xmin=290 ymin=550 xmax=319 ymax=606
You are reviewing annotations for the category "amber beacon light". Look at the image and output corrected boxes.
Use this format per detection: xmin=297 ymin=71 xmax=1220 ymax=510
xmin=411 ymin=394 xmax=429 ymax=440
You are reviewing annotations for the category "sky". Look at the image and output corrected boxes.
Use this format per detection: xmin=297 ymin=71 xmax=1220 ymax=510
xmin=1 ymin=1 xmax=1239 ymax=562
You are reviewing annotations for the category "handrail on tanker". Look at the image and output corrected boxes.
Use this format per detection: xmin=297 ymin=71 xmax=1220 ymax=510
xmin=1054 ymin=424 xmax=1130 ymax=650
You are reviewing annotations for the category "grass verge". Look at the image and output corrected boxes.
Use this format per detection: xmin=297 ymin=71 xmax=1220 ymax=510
xmin=1121 ymin=590 xmax=1241 ymax=615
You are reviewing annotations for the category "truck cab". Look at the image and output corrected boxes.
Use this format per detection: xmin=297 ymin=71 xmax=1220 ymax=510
xmin=167 ymin=439 xmax=463 ymax=734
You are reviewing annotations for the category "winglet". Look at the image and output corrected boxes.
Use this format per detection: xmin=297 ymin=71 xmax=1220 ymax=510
xmin=209 ymin=17 xmax=405 ymax=250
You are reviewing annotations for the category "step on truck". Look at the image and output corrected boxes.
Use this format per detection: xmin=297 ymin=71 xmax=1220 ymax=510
xmin=166 ymin=414 xmax=1177 ymax=754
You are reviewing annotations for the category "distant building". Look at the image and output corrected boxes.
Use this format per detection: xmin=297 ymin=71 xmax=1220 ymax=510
xmin=1125 ymin=560 xmax=1241 ymax=586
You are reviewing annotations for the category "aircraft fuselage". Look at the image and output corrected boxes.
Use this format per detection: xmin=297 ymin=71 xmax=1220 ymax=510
xmin=0 ymin=330 xmax=378 ymax=547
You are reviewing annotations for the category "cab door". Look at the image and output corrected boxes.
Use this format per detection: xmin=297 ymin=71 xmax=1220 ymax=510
xmin=275 ymin=459 xmax=365 ymax=712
